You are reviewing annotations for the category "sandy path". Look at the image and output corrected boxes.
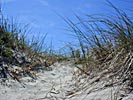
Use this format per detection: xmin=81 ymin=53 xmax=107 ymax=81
xmin=0 ymin=61 xmax=78 ymax=100
xmin=0 ymin=61 xmax=132 ymax=100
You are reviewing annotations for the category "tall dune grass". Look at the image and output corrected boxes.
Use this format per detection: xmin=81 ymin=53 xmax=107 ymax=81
xmin=64 ymin=2 xmax=133 ymax=92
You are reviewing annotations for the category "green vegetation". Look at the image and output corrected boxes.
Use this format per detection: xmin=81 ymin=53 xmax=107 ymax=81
xmin=0 ymin=2 xmax=132 ymax=99
xmin=63 ymin=2 xmax=133 ymax=92
xmin=0 ymin=15 xmax=57 ymax=80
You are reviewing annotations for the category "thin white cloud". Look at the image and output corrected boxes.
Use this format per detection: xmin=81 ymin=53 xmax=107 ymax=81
xmin=84 ymin=3 xmax=93 ymax=8
xmin=49 ymin=22 xmax=55 ymax=27
xmin=18 ymin=15 xmax=40 ymax=29
xmin=1 ymin=0 xmax=16 ymax=4
xmin=38 ymin=0 xmax=49 ymax=7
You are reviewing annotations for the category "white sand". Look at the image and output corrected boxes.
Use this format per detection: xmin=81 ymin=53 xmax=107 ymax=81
xmin=0 ymin=61 xmax=132 ymax=100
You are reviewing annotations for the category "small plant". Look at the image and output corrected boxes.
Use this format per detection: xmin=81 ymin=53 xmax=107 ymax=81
xmin=2 ymin=47 xmax=13 ymax=58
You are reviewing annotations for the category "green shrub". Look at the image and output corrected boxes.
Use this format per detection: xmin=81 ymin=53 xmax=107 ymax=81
xmin=2 ymin=47 xmax=13 ymax=58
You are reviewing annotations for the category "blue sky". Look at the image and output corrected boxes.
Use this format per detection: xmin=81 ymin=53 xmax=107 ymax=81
xmin=1 ymin=0 xmax=133 ymax=50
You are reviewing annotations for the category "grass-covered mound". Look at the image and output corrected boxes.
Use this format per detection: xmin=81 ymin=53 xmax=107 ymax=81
xmin=0 ymin=16 xmax=55 ymax=81
xmin=64 ymin=3 xmax=133 ymax=96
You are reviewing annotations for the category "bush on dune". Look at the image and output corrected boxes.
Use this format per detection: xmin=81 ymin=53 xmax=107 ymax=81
xmin=0 ymin=16 xmax=54 ymax=81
